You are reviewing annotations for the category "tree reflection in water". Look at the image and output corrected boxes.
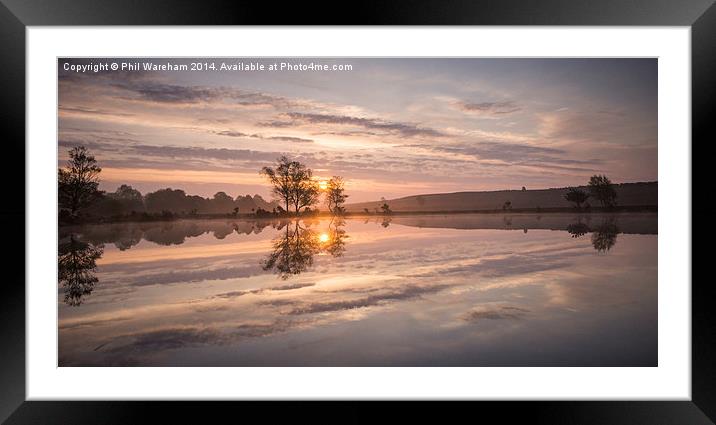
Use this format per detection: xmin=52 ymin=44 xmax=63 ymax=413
xmin=566 ymin=217 xmax=620 ymax=252
xmin=262 ymin=218 xmax=348 ymax=279
xmin=58 ymin=236 xmax=104 ymax=306
xmin=324 ymin=217 xmax=348 ymax=257
xmin=566 ymin=221 xmax=590 ymax=238
xmin=591 ymin=218 xmax=619 ymax=253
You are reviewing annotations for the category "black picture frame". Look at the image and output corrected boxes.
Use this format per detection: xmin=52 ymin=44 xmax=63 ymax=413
xmin=1 ymin=0 xmax=712 ymax=423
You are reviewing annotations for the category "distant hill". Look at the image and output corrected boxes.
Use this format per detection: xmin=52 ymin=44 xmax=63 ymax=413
xmin=346 ymin=182 xmax=657 ymax=213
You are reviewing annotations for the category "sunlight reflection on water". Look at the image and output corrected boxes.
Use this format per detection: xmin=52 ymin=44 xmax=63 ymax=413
xmin=58 ymin=213 xmax=657 ymax=366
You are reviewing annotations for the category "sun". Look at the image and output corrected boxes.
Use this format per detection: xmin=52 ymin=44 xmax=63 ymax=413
xmin=318 ymin=233 xmax=330 ymax=243
xmin=318 ymin=180 xmax=328 ymax=190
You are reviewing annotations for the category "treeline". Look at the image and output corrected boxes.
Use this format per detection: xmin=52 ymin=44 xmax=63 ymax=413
xmin=82 ymin=185 xmax=279 ymax=217
xmin=58 ymin=146 xmax=281 ymax=223
xmin=58 ymin=146 xmax=349 ymax=224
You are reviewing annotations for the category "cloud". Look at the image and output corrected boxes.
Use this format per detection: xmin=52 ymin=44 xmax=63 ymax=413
xmin=59 ymin=105 xmax=134 ymax=117
xmin=462 ymin=306 xmax=530 ymax=322
xmin=110 ymin=80 xmax=294 ymax=108
xmin=283 ymin=112 xmax=445 ymax=138
xmin=214 ymin=130 xmax=250 ymax=138
xmin=59 ymin=139 xmax=286 ymax=163
xmin=256 ymin=120 xmax=295 ymax=128
xmin=213 ymin=130 xmax=314 ymax=143
xmin=265 ymin=136 xmax=314 ymax=143
xmin=428 ymin=141 xmax=601 ymax=170
xmin=455 ymin=100 xmax=521 ymax=116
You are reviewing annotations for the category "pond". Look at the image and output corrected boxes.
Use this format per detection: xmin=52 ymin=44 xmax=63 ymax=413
xmin=58 ymin=213 xmax=657 ymax=366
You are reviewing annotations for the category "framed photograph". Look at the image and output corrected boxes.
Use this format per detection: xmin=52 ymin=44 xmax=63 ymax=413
xmin=2 ymin=0 xmax=712 ymax=423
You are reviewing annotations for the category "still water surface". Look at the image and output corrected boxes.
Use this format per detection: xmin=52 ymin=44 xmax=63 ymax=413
xmin=58 ymin=213 xmax=657 ymax=366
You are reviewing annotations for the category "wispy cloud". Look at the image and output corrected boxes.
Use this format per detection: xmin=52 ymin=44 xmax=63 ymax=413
xmin=455 ymin=100 xmax=521 ymax=116
xmin=213 ymin=130 xmax=314 ymax=143
xmin=282 ymin=112 xmax=446 ymax=138
xmin=111 ymin=81 xmax=295 ymax=108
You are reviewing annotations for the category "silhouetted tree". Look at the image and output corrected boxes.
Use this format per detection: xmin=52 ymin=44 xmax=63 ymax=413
xmin=145 ymin=188 xmax=190 ymax=213
xmin=58 ymin=236 xmax=103 ymax=306
xmin=564 ymin=187 xmax=590 ymax=210
xmin=96 ymin=184 xmax=145 ymax=216
xmin=260 ymin=156 xmax=296 ymax=213
xmin=292 ymin=174 xmax=319 ymax=214
xmin=261 ymin=156 xmax=319 ymax=214
xmin=588 ymin=175 xmax=617 ymax=208
xmin=58 ymin=146 xmax=102 ymax=216
xmin=325 ymin=176 xmax=348 ymax=214
xmin=381 ymin=203 xmax=392 ymax=215
xmin=502 ymin=201 xmax=512 ymax=211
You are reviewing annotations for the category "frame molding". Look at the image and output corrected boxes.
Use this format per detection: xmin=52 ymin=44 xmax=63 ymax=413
xmin=2 ymin=0 xmax=712 ymax=423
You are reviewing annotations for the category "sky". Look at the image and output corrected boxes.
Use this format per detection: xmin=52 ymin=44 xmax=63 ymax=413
xmin=58 ymin=58 xmax=657 ymax=203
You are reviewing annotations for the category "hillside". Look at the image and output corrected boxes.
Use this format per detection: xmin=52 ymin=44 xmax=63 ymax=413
xmin=346 ymin=182 xmax=657 ymax=213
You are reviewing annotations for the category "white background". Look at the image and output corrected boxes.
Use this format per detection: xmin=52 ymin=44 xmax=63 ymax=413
xmin=26 ymin=27 xmax=690 ymax=400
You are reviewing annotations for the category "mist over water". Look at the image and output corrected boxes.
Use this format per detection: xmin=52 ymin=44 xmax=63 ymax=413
xmin=58 ymin=213 xmax=657 ymax=366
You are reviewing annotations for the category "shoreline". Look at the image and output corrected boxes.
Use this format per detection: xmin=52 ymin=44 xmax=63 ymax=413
xmin=59 ymin=205 xmax=657 ymax=227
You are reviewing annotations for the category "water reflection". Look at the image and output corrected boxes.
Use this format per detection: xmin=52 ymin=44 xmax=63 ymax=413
xmin=566 ymin=217 xmax=620 ymax=252
xmin=591 ymin=219 xmax=619 ymax=253
xmin=324 ymin=217 xmax=348 ymax=257
xmin=262 ymin=218 xmax=348 ymax=279
xmin=58 ymin=236 xmax=104 ymax=306
xmin=57 ymin=213 xmax=649 ymax=305
xmin=58 ymin=213 xmax=657 ymax=366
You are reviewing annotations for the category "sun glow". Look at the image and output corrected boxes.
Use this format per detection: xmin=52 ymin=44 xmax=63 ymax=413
xmin=318 ymin=180 xmax=328 ymax=191
xmin=319 ymin=233 xmax=330 ymax=243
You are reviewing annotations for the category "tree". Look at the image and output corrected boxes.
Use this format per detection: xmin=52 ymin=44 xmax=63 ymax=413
xmin=564 ymin=187 xmax=590 ymax=209
xmin=293 ymin=177 xmax=320 ymax=214
xmin=261 ymin=156 xmax=319 ymax=214
xmin=325 ymin=176 xmax=348 ymax=214
xmin=260 ymin=156 xmax=295 ymax=213
xmin=588 ymin=175 xmax=617 ymax=208
xmin=211 ymin=191 xmax=235 ymax=213
xmin=87 ymin=184 xmax=144 ymax=217
xmin=145 ymin=188 xmax=189 ymax=213
xmin=58 ymin=146 xmax=102 ymax=216
xmin=502 ymin=201 xmax=512 ymax=211
xmin=381 ymin=203 xmax=392 ymax=215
